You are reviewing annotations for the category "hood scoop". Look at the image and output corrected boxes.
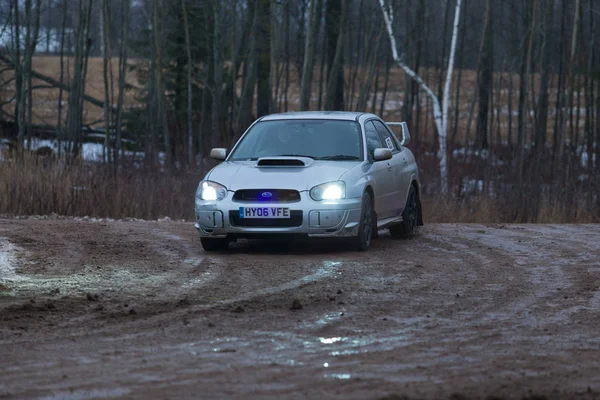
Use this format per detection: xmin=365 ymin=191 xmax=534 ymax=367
xmin=256 ymin=157 xmax=310 ymax=167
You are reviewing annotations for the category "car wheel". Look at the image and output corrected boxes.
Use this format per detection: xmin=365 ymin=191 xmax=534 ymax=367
xmin=390 ymin=185 xmax=418 ymax=239
xmin=200 ymin=237 xmax=229 ymax=252
xmin=351 ymin=192 xmax=374 ymax=251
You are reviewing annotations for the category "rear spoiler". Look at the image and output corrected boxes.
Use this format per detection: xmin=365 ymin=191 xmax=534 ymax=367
xmin=385 ymin=121 xmax=411 ymax=146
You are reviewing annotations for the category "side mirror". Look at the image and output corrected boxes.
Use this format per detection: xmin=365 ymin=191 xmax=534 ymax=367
xmin=210 ymin=148 xmax=227 ymax=160
xmin=400 ymin=121 xmax=411 ymax=146
xmin=373 ymin=148 xmax=392 ymax=161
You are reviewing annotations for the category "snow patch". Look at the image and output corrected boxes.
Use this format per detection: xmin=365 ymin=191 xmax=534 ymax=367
xmin=0 ymin=238 xmax=28 ymax=283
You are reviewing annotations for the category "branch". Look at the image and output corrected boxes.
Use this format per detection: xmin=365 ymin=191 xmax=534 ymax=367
xmin=29 ymin=85 xmax=56 ymax=91
xmin=0 ymin=52 xmax=129 ymax=116
xmin=0 ymin=94 xmax=18 ymax=107
xmin=1 ymin=77 xmax=16 ymax=86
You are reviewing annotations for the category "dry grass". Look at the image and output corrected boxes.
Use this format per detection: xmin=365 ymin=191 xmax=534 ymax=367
xmin=422 ymin=195 xmax=600 ymax=224
xmin=0 ymin=155 xmax=200 ymax=220
xmin=1 ymin=154 xmax=598 ymax=223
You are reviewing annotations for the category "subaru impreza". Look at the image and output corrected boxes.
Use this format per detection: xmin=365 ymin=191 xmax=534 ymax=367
xmin=194 ymin=111 xmax=423 ymax=251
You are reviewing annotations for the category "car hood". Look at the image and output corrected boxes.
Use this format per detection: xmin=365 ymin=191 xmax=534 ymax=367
xmin=206 ymin=160 xmax=359 ymax=191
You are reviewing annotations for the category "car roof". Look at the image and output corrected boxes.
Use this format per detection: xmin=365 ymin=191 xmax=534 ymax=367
xmin=259 ymin=111 xmax=370 ymax=122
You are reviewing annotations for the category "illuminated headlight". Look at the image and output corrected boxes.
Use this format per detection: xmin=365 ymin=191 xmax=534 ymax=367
xmin=196 ymin=181 xmax=227 ymax=202
xmin=310 ymin=181 xmax=345 ymax=201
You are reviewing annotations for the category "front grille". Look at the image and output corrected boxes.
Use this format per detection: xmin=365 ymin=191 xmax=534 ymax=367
xmin=229 ymin=210 xmax=303 ymax=227
xmin=232 ymin=189 xmax=301 ymax=203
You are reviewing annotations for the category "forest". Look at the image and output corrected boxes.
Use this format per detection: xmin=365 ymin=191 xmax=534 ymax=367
xmin=0 ymin=0 xmax=599 ymax=222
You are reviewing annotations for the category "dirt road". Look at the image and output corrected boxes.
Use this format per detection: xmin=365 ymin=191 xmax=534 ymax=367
xmin=1 ymin=218 xmax=599 ymax=400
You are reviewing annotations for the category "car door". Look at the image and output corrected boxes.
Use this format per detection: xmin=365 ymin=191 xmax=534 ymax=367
xmin=363 ymin=120 xmax=395 ymax=219
xmin=372 ymin=120 xmax=409 ymax=217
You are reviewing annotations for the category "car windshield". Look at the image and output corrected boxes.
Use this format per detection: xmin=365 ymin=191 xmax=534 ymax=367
xmin=228 ymin=119 xmax=363 ymax=161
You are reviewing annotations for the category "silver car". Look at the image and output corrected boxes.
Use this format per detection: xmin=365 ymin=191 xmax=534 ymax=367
xmin=194 ymin=111 xmax=423 ymax=251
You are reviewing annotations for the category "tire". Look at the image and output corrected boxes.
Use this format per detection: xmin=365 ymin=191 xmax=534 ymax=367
xmin=200 ymin=237 xmax=229 ymax=252
xmin=390 ymin=185 xmax=418 ymax=239
xmin=350 ymin=192 xmax=374 ymax=251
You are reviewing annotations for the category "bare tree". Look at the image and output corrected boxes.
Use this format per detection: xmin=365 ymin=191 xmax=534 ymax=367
xmin=114 ymin=0 xmax=131 ymax=165
xmin=181 ymin=0 xmax=193 ymax=166
xmin=475 ymin=0 xmax=493 ymax=149
xmin=66 ymin=0 xmax=93 ymax=157
xmin=299 ymin=0 xmax=320 ymax=111
xmin=256 ymin=0 xmax=271 ymax=117
xmin=56 ymin=0 xmax=68 ymax=157
xmin=379 ymin=0 xmax=462 ymax=195
xmin=152 ymin=0 xmax=170 ymax=167
xmin=324 ymin=0 xmax=347 ymax=111
xmin=101 ymin=0 xmax=114 ymax=163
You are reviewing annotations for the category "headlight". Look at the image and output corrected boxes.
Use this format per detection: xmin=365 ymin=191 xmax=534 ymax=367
xmin=196 ymin=180 xmax=227 ymax=201
xmin=310 ymin=181 xmax=345 ymax=201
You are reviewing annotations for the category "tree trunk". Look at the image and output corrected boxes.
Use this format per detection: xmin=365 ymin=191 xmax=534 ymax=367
xmin=256 ymin=0 xmax=271 ymax=117
xmin=101 ymin=0 xmax=113 ymax=164
xmin=283 ymin=0 xmax=290 ymax=112
xmin=299 ymin=0 xmax=321 ymax=111
xmin=561 ymin=0 xmax=580 ymax=185
xmin=57 ymin=0 xmax=69 ymax=157
xmin=26 ymin=0 xmax=42 ymax=152
xmin=78 ymin=0 xmax=93 ymax=156
xmin=451 ymin=0 xmax=467 ymax=145
xmin=535 ymin=0 xmax=555 ymax=155
xmin=12 ymin=0 xmax=23 ymax=152
xmin=181 ymin=0 xmax=193 ymax=166
xmin=475 ymin=0 xmax=493 ymax=149
xmin=114 ymin=0 xmax=131 ymax=166
xmin=317 ymin=11 xmax=327 ymax=110
xmin=269 ymin=0 xmax=279 ymax=113
xmin=370 ymin=60 xmax=380 ymax=114
xmin=152 ymin=0 xmax=170 ymax=167
xmin=517 ymin=0 xmax=536 ymax=171
xmin=236 ymin=0 xmax=258 ymax=133
xmin=212 ymin=1 xmax=223 ymax=147
xmin=66 ymin=0 xmax=86 ymax=156
xmin=378 ymin=54 xmax=391 ymax=116
xmin=356 ymin=29 xmax=382 ymax=111
xmin=324 ymin=0 xmax=347 ymax=111
xmin=17 ymin=0 xmax=30 ymax=153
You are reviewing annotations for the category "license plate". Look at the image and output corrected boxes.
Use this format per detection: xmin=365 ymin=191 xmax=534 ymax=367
xmin=239 ymin=207 xmax=290 ymax=219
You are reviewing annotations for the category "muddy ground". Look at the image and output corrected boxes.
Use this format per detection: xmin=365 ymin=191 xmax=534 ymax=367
xmin=1 ymin=218 xmax=599 ymax=400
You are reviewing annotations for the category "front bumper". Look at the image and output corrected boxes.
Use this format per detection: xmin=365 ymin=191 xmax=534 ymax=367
xmin=194 ymin=191 xmax=362 ymax=239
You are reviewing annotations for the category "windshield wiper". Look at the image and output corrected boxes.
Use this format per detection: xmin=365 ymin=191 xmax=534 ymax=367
xmin=317 ymin=155 xmax=360 ymax=161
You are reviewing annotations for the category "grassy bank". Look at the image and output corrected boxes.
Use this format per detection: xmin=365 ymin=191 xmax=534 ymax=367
xmin=1 ymin=154 xmax=598 ymax=223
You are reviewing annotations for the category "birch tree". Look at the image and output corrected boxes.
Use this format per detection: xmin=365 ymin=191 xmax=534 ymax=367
xmin=379 ymin=0 xmax=462 ymax=195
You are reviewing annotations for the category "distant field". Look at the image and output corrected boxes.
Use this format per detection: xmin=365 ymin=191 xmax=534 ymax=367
xmin=0 ymin=55 xmax=577 ymax=145
xmin=0 ymin=56 xmax=140 ymax=129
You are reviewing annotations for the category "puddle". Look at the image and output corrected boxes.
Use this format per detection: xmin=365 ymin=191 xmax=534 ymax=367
xmin=319 ymin=337 xmax=346 ymax=344
xmin=325 ymin=373 xmax=352 ymax=380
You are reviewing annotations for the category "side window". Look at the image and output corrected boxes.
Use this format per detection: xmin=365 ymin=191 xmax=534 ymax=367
xmin=372 ymin=120 xmax=399 ymax=152
xmin=364 ymin=121 xmax=383 ymax=159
